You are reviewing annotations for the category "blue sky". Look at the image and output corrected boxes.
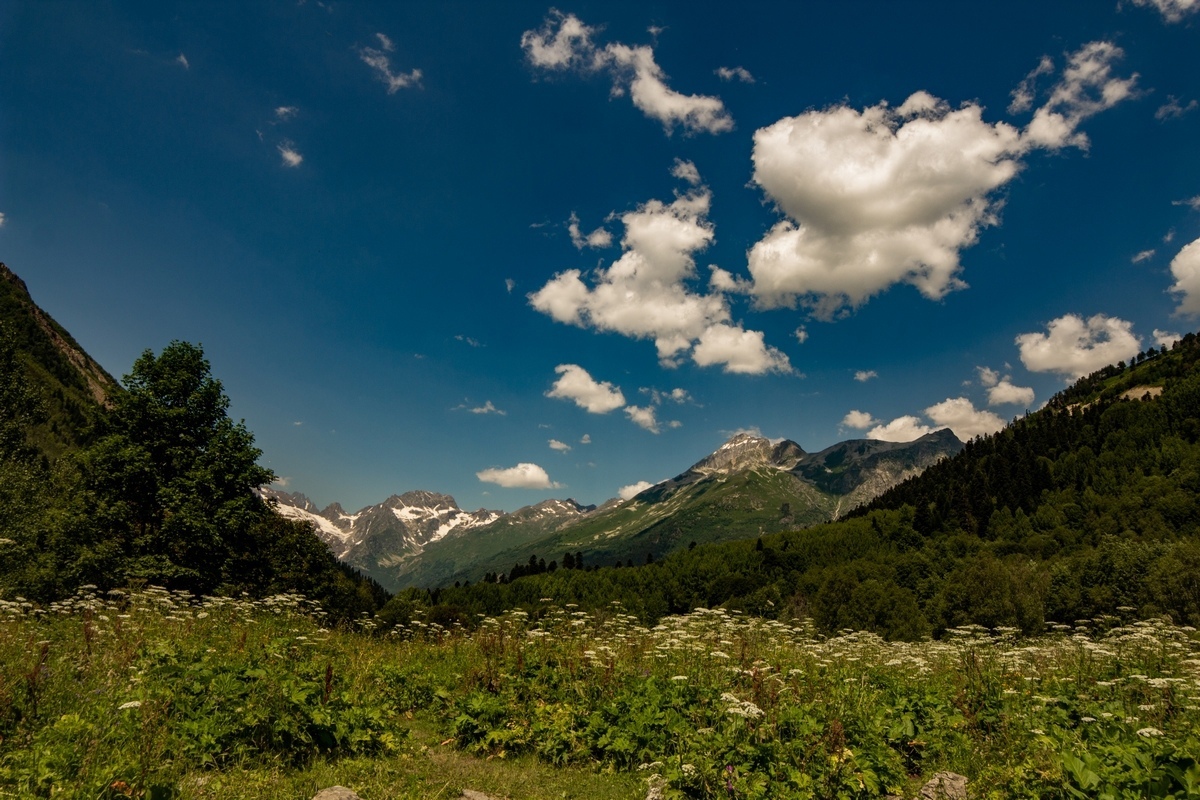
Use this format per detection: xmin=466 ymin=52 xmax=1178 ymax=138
xmin=2 ymin=1 xmax=1198 ymax=512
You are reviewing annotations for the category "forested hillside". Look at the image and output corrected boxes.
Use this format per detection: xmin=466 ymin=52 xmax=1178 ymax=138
xmin=384 ymin=333 xmax=1200 ymax=640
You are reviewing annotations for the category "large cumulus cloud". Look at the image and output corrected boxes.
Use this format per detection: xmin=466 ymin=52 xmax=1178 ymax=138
xmin=745 ymin=43 xmax=1135 ymax=318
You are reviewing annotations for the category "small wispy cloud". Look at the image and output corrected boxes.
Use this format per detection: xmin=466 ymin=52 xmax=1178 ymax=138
xmin=176 ymin=53 xmax=190 ymax=70
xmin=1132 ymin=249 xmax=1156 ymax=263
xmin=548 ymin=438 xmax=572 ymax=452
xmin=854 ymin=370 xmax=878 ymax=382
xmin=567 ymin=212 xmax=612 ymax=249
xmin=715 ymin=66 xmax=755 ymax=83
xmin=505 ymin=278 xmax=516 ymax=293
xmin=275 ymin=106 xmax=299 ymax=120
xmin=0 ymin=212 xmax=6 ymax=228
xmin=1155 ymin=95 xmax=1198 ymax=121
xmin=1175 ymin=196 xmax=1200 ymax=212
xmin=277 ymin=142 xmax=303 ymax=167
xmin=455 ymin=334 xmax=484 ymax=347
xmin=794 ymin=326 xmax=808 ymax=344
xmin=468 ymin=400 xmax=505 ymax=415
xmin=360 ymin=32 xmax=423 ymax=93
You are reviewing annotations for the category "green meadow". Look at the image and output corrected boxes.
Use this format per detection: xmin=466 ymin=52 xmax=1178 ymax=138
xmin=2 ymin=588 xmax=1198 ymax=799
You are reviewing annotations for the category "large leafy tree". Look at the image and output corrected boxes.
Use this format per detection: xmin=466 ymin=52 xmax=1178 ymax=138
xmin=75 ymin=341 xmax=274 ymax=592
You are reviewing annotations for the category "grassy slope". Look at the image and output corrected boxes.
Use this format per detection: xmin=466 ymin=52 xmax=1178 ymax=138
xmin=0 ymin=263 xmax=118 ymax=459
xmin=418 ymin=468 xmax=839 ymax=587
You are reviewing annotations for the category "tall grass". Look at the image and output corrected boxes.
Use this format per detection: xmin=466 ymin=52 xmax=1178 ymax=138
xmin=2 ymin=590 xmax=1198 ymax=798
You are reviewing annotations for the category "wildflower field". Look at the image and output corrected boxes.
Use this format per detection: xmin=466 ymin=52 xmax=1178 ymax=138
xmin=2 ymin=589 xmax=1199 ymax=799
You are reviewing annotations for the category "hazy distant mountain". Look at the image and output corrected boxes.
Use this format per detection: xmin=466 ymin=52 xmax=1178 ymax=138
xmin=269 ymin=429 xmax=962 ymax=591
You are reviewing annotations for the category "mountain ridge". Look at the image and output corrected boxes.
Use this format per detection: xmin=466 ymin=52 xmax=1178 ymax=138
xmin=269 ymin=428 xmax=962 ymax=591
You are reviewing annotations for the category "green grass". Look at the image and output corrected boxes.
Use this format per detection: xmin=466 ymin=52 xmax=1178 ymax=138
xmin=2 ymin=589 xmax=1199 ymax=798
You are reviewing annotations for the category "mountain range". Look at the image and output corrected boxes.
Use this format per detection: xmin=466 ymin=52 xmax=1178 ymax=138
xmin=264 ymin=427 xmax=962 ymax=591
xmin=2 ymin=258 xmax=961 ymax=594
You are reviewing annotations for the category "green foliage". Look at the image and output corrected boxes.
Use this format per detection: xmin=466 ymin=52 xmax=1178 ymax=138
xmin=0 ymin=590 xmax=405 ymax=799
xmin=70 ymin=342 xmax=275 ymax=592
xmin=4 ymin=586 xmax=1200 ymax=799
xmin=0 ymin=339 xmax=388 ymax=622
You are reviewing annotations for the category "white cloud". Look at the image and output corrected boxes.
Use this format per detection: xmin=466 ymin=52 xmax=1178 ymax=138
xmin=521 ymin=11 xmax=733 ymax=135
xmin=1176 ymin=196 xmax=1200 ymax=212
xmin=278 ymin=142 xmax=303 ymax=167
xmin=1022 ymin=42 xmax=1138 ymax=151
xmin=842 ymin=410 xmax=878 ymax=429
xmin=867 ymin=416 xmax=934 ymax=442
xmin=0 ymin=212 xmax=6 ymax=228
xmin=866 ymin=397 xmax=1004 ymax=442
xmin=546 ymin=364 xmax=625 ymax=413
xmin=1156 ymin=96 xmax=1198 ymax=121
xmin=926 ymin=397 xmax=1006 ymax=439
xmin=854 ymin=370 xmax=877 ymax=382
xmin=746 ymin=43 xmax=1134 ymax=317
xmin=275 ymin=106 xmax=299 ymax=120
xmin=977 ymin=366 xmax=1034 ymax=406
xmin=665 ymin=387 xmax=690 ymax=403
xmin=624 ymin=404 xmax=660 ymax=433
xmin=794 ymin=325 xmax=808 ymax=344
xmin=567 ymin=212 xmax=612 ymax=249
xmin=530 ymin=179 xmax=790 ymax=374
xmin=987 ymin=379 xmax=1035 ymax=407
xmin=716 ymin=66 xmax=755 ymax=84
xmin=1169 ymin=237 xmax=1200 ymax=316
xmin=548 ymin=438 xmax=572 ymax=452
xmin=1124 ymin=0 xmax=1199 ymax=23
xmin=1017 ymin=313 xmax=1141 ymax=378
xmin=520 ymin=9 xmax=598 ymax=68
xmin=1154 ymin=329 xmax=1182 ymax=348
xmin=747 ymin=94 xmax=1022 ymax=315
xmin=580 ymin=434 xmax=591 ymax=444
xmin=1132 ymin=249 xmax=1156 ymax=263
xmin=176 ymin=53 xmax=189 ymax=70
xmin=476 ymin=463 xmax=563 ymax=489
xmin=360 ymin=33 xmax=423 ymax=93
xmin=642 ymin=387 xmax=691 ymax=405
xmin=976 ymin=366 xmax=1000 ymax=387
xmin=671 ymin=158 xmax=702 ymax=185
xmin=691 ymin=323 xmax=792 ymax=374
xmin=469 ymin=400 xmax=505 ymax=415
xmin=505 ymin=278 xmax=516 ymax=293
xmin=619 ymin=480 xmax=656 ymax=500
xmin=1009 ymin=55 xmax=1054 ymax=114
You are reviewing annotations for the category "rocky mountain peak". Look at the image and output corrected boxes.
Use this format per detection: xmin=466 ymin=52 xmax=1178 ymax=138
xmin=690 ymin=433 xmax=806 ymax=475
xmin=388 ymin=490 xmax=459 ymax=510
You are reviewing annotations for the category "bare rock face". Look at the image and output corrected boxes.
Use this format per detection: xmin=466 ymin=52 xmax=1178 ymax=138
xmin=917 ymin=771 xmax=969 ymax=800
xmin=312 ymin=788 xmax=362 ymax=800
